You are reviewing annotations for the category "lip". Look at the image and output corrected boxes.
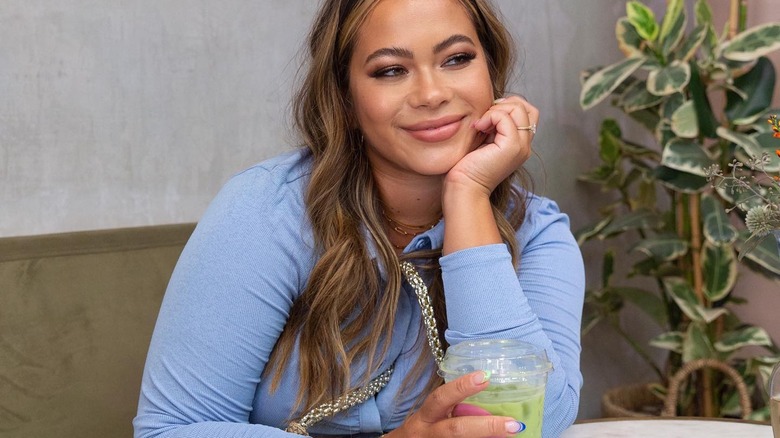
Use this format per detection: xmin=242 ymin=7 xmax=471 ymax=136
xmin=402 ymin=115 xmax=466 ymax=143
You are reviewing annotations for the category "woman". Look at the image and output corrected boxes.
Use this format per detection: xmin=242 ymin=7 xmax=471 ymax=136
xmin=134 ymin=0 xmax=584 ymax=437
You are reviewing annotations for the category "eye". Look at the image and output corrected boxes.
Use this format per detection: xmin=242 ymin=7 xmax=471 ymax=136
xmin=371 ymin=65 xmax=408 ymax=78
xmin=443 ymin=52 xmax=477 ymax=68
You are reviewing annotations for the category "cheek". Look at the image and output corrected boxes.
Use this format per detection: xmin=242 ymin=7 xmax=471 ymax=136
xmin=476 ymin=68 xmax=496 ymax=108
xmin=353 ymin=90 xmax=396 ymax=128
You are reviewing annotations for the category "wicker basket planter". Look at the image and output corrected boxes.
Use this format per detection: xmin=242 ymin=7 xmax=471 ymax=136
xmin=601 ymin=383 xmax=664 ymax=418
xmin=601 ymin=359 xmax=753 ymax=419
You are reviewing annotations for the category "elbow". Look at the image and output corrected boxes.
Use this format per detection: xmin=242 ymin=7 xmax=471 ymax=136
xmin=543 ymin=383 xmax=580 ymax=437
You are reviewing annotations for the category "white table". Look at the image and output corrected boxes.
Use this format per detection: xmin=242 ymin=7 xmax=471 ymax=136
xmin=560 ymin=417 xmax=773 ymax=438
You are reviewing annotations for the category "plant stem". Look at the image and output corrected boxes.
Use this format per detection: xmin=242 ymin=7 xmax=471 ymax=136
xmin=690 ymin=195 xmax=705 ymax=305
xmin=729 ymin=0 xmax=740 ymax=39
xmin=608 ymin=317 xmax=665 ymax=380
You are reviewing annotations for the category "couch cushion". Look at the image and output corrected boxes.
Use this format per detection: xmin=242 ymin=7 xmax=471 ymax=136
xmin=0 ymin=224 xmax=194 ymax=438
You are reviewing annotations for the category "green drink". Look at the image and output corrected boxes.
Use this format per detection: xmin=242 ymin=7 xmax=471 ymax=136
xmin=438 ymin=339 xmax=552 ymax=436
xmin=466 ymin=384 xmax=546 ymax=438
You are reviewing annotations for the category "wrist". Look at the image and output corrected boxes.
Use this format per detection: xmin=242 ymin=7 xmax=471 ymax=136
xmin=442 ymin=187 xmax=501 ymax=255
xmin=442 ymin=172 xmax=492 ymax=202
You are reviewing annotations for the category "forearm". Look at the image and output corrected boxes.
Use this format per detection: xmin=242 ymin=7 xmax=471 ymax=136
xmin=439 ymin=198 xmax=585 ymax=434
xmin=441 ymin=180 xmax=502 ymax=255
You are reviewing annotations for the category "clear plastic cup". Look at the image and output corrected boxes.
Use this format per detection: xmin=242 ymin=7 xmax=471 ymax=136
xmin=438 ymin=339 xmax=553 ymax=438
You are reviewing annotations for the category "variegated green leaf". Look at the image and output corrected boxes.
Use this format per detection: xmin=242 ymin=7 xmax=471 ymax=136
xmin=714 ymin=326 xmax=773 ymax=353
xmin=631 ymin=233 xmax=689 ymax=262
xmin=598 ymin=209 xmax=664 ymax=238
xmin=755 ymin=132 xmax=780 ymax=168
xmin=663 ymin=277 xmax=728 ymax=323
xmin=599 ymin=123 xmax=622 ymax=165
xmin=630 ymin=108 xmax=662 ymax=133
xmin=575 ymin=216 xmax=612 ymax=246
xmin=683 ymin=322 xmax=716 ymax=362
xmin=738 ymin=231 xmax=780 ymax=276
xmin=689 ymin=61 xmax=718 ymax=138
xmin=662 ymin=93 xmax=684 ymax=118
xmin=650 ymin=331 xmax=684 ymax=353
xmin=620 ymin=80 xmax=665 ymax=113
xmin=654 ymin=165 xmax=709 ymax=193
xmin=700 ymin=193 xmax=737 ymax=245
xmin=613 ymin=287 xmax=668 ymax=328
xmin=742 ymin=133 xmax=780 ymax=172
xmin=750 ymin=355 xmax=780 ymax=391
xmin=616 ymin=17 xmax=644 ymax=57
xmin=659 ymin=0 xmax=686 ymax=56
xmin=701 ymin=241 xmax=737 ymax=302
xmin=714 ymin=180 xmax=768 ymax=213
xmin=627 ymin=1 xmax=659 ymax=41
xmin=678 ymin=24 xmax=709 ymax=62
xmin=720 ymin=392 xmax=745 ymax=418
xmin=670 ymin=100 xmax=699 ymax=138
xmin=581 ymin=57 xmax=646 ymax=110
xmin=695 ymin=0 xmax=718 ymax=57
xmin=663 ymin=277 xmax=701 ymax=321
xmin=655 ymin=119 xmax=675 ymax=146
xmin=660 ymin=138 xmax=715 ymax=176
xmin=694 ymin=0 xmax=713 ymax=28
xmin=578 ymin=164 xmax=620 ymax=187
xmin=633 ymin=176 xmax=658 ymax=210
xmin=716 ymin=127 xmax=764 ymax=158
xmin=748 ymin=408 xmax=772 ymax=423
xmin=647 ymin=61 xmax=690 ymax=96
xmin=722 ymin=23 xmax=780 ymax=62
xmin=725 ymin=57 xmax=775 ymax=126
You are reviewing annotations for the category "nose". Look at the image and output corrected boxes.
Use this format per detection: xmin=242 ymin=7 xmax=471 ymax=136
xmin=409 ymin=70 xmax=450 ymax=109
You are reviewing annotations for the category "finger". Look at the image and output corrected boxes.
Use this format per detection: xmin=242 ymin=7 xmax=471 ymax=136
xmin=452 ymin=403 xmax=492 ymax=417
xmin=472 ymin=109 xmax=521 ymax=145
xmin=435 ymin=415 xmax=526 ymax=438
xmin=416 ymin=371 xmax=489 ymax=422
xmin=492 ymin=97 xmax=539 ymax=134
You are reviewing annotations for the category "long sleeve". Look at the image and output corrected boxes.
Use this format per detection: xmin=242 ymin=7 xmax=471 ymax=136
xmin=134 ymin=157 xmax=315 ymax=438
xmin=439 ymin=196 xmax=585 ymax=437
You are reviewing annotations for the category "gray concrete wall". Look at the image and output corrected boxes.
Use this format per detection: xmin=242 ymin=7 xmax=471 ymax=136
xmin=0 ymin=0 xmax=627 ymax=237
xmin=2 ymin=0 xmax=778 ymax=421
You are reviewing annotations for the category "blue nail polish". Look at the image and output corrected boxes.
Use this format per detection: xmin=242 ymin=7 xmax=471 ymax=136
xmin=505 ymin=420 xmax=526 ymax=434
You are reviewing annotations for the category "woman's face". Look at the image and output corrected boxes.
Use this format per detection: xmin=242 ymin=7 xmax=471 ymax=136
xmin=348 ymin=0 xmax=494 ymax=181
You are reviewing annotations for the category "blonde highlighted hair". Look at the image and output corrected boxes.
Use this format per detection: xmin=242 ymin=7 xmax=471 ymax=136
xmin=264 ymin=0 xmax=528 ymax=414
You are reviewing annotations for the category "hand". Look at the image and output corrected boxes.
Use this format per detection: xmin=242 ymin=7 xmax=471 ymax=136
xmin=384 ymin=371 xmax=524 ymax=438
xmin=445 ymin=95 xmax=538 ymax=196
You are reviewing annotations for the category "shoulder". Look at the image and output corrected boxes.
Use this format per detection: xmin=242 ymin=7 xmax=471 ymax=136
xmin=222 ymin=149 xmax=311 ymax=202
xmin=203 ymin=149 xmax=312 ymax=224
xmin=191 ymin=149 xmax=315 ymax=261
xmin=181 ymin=149 xmax=316 ymax=292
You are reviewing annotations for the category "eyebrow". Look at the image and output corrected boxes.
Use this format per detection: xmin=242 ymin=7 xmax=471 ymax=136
xmin=363 ymin=34 xmax=476 ymax=65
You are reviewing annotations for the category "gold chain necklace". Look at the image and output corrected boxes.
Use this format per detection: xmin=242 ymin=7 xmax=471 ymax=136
xmin=381 ymin=209 xmax=441 ymax=237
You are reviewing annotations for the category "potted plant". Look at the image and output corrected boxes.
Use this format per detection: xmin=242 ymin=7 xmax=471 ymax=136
xmin=578 ymin=0 xmax=780 ymax=420
xmin=705 ymin=116 xmax=780 ymax=256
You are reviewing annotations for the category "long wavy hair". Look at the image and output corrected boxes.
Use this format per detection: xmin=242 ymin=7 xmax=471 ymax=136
xmin=265 ymin=0 xmax=528 ymax=414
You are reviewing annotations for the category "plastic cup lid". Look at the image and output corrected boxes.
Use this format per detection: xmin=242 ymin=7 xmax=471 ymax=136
xmin=438 ymin=339 xmax=553 ymax=382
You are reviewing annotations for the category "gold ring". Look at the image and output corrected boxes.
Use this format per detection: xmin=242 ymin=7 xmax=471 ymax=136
xmin=517 ymin=123 xmax=536 ymax=135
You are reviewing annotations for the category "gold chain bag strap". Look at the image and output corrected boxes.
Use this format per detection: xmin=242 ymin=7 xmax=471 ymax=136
xmin=286 ymin=261 xmax=443 ymax=435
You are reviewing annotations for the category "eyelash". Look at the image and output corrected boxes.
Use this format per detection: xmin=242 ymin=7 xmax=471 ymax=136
xmin=370 ymin=52 xmax=477 ymax=78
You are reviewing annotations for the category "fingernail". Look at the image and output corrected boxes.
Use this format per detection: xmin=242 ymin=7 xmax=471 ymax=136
xmin=472 ymin=370 xmax=491 ymax=384
xmin=493 ymin=97 xmax=506 ymax=103
xmin=505 ymin=420 xmax=526 ymax=434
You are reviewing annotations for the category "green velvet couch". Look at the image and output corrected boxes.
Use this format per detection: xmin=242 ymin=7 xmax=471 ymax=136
xmin=0 ymin=223 xmax=195 ymax=438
